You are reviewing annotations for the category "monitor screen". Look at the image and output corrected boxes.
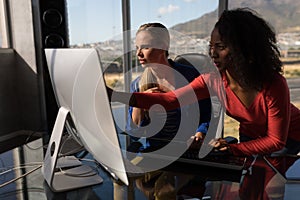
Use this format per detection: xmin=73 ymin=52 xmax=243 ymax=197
xmin=44 ymin=48 xmax=128 ymax=186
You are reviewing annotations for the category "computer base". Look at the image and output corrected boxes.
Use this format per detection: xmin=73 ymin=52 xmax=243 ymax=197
xmin=42 ymin=107 xmax=103 ymax=192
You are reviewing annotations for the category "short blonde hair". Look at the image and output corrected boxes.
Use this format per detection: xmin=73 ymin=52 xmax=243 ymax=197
xmin=137 ymin=22 xmax=170 ymax=54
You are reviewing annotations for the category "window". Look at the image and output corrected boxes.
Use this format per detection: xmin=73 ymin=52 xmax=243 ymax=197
xmin=66 ymin=0 xmax=122 ymax=45
xmin=66 ymin=0 xmax=219 ymax=130
xmin=228 ymin=1 xmax=300 ymax=60
xmin=66 ymin=0 xmax=219 ymax=84
xmin=66 ymin=0 xmax=124 ymax=89
xmin=131 ymin=0 xmax=218 ymax=56
xmin=131 ymin=0 xmax=218 ymax=67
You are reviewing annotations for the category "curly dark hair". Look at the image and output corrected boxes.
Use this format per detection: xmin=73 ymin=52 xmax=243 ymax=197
xmin=214 ymin=8 xmax=283 ymax=90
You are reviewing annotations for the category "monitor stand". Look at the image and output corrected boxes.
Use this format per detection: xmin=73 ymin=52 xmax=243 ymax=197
xmin=42 ymin=107 xmax=103 ymax=192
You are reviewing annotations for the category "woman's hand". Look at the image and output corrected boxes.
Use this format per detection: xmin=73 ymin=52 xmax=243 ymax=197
xmin=187 ymin=132 xmax=205 ymax=149
xmin=192 ymin=132 xmax=205 ymax=142
xmin=143 ymin=87 xmax=168 ymax=93
xmin=106 ymin=85 xmax=137 ymax=106
xmin=157 ymin=79 xmax=174 ymax=92
xmin=131 ymin=88 xmax=162 ymax=125
xmin=213 ymin=138 xmax=231 ymax=152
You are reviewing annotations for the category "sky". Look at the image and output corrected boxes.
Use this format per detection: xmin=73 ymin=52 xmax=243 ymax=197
xmin=66 ymin=0 xmax=218 ymax=45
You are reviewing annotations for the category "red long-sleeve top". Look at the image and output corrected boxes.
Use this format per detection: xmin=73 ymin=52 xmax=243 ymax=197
xmin=134 ymin=72 xmax=300 ymax=156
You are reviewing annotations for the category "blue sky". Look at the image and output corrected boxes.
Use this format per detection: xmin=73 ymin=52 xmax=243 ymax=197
xmin=67 ymin=0 xmax=218 ymax=45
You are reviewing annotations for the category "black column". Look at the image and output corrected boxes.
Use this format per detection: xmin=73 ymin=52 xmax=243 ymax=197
xmin=39 ymin=0 xmax=69 ymax=48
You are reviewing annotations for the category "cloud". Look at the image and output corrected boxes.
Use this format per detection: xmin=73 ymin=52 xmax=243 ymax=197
xmin=158 ymin=4 xmax=180 ymax=15
xmin=183 ymin=0 xmax=197 ymax=2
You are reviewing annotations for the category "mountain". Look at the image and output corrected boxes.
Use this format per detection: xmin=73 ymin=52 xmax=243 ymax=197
xmin=171 ymin=0 xmax=300 ymax=38
xmin=171 ymin=10 xmax=218 ymax=39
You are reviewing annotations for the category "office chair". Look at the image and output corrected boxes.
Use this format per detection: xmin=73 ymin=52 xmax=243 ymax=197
xmin=174 ymin=53 xmax=213 ymax=74
xmin=174 ymin=53 xmax=225 ymax=139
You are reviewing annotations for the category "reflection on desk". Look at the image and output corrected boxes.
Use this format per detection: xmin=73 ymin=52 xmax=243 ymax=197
xmin=1 ymin=139 xmax=300 ymax=200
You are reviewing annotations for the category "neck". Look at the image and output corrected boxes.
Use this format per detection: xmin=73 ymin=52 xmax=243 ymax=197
xmin=225 ymin=69 xmax=241 ymax=89
xmin=225 ymin=69 xmax=234 ymax=81
xmin=151 ymin=58 xmax=171 ymax=75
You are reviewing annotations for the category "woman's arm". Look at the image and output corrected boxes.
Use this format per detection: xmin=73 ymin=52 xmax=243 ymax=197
xmin=195 ymin=122 xmax=210 ymax=139
xmin=108 ymin=74 xmax=211 ymax=111
xmin=131 ymin=107 xmax=146 ymax=126
xmin=133 ymin=76 xmax=210 ymax=110
xmin=108 ymin=88 xmax=137 ymax=106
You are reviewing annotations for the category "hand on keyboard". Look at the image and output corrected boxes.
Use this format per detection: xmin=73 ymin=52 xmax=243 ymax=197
xmin=186 ymin=136 xmax=237 ymax=156
xmin=210 ymin=136 xmax=237 ymax=155
xmin=187 ymin=137 xmax=203 ymax=151
xmin=187 ymin=132 xmax=205 ymax=149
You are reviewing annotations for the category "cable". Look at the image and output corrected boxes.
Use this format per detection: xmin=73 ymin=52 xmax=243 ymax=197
xmin=24 ymin=129 xmax=85 ymax=156
xmin=0 ymin=165 xmax=42 ymax=188
xmin=58 ymin=145 xmax=86 ymax=157
xmin=24 ymin=130 xmax=48 ymax=150
xmin=0 ymin=162 xmax=43 ymax=176
xmin=78 ymin=158 xmax=98 ymax=163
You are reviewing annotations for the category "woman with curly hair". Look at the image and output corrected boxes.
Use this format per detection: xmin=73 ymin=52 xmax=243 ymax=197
xmin=109 ymin=8 xmax=300 ymax=156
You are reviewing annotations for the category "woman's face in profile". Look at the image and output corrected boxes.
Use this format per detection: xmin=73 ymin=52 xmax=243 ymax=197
xmin=209 ymin=28 xmax=231 ymax=71
xmin=135 ymin=31 xmax=166 ymax=67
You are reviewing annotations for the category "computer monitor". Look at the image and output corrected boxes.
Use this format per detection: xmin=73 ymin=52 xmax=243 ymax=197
xmin=42 ymin=48 xmax=128 ymax=192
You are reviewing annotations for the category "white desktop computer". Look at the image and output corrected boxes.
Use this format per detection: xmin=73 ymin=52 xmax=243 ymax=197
xmin=43 ymin=48 xmax=129 ymax=192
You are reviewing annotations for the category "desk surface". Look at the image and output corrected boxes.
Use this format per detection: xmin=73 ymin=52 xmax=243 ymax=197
xmin=1 ymin=138 xmax=300 ymax=200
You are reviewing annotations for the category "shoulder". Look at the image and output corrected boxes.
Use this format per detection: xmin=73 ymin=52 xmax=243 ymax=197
xmin=170 ymin=59 xmax=198 ymax=71
xmin=264 ymin=73 xmax=289 ymax=102
xmin=169 ymin=59 xmax=200 ymax=77
xmin=265 ymin=73 xmax=288 ymax=91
